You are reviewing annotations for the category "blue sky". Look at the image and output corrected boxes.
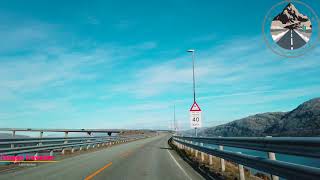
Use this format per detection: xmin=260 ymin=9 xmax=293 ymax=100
xmin=0 ymin=0 xmax=320 ymax=130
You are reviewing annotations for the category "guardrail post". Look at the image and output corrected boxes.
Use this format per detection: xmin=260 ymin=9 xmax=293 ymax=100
xmin=39 ymin=131 xmax=43 ymax=146
xmin=266 ymin=136 xmax=279 ymax=180
xmin=186 ymin=141 xmax=190 ymax=151
xmin=238 ymin=152 xmax=245 ymax=180
xmin=34 ymin=152 xmax=39 ymax=160
xmin=64 ymin=132 xmax=68 ymax=144
xmin=80 ymin=146 xmax=83 ymax=151
xmin=50 ymin=150 xmax=54 ymax=156
xmin=218 ymin=136 xmax=225 ymax=172
xmin=49 ymin=150 xmax=53 ymax=156
xmin=11 ymin=130 xmax=15 ymax=148
xmin=190 ymin=141 xmax=194 ymax=153
xmin=195 ymin=142 xmax=199 ymax=158
xmin=200 ymin=143 xmax=205 ymax=162
xmin=71 ymin=147 xmax=75 ymax=153
xmin=209 ymin=155 xmax=213 ymax=165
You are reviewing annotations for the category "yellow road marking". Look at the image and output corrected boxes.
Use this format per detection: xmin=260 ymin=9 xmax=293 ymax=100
xmin=84 ymin=162 xmax=112 ymax=180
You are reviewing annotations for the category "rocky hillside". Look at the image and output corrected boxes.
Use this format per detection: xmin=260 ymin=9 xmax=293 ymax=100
xmin=272 ymin=3 xmax=311 ymax=30
xmin=197 ymin=98 xmax=320 ymax=137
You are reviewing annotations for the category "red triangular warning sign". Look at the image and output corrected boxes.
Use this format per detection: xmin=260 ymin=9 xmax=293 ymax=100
xmin=190 ymin=101 xmax=201 ymax=111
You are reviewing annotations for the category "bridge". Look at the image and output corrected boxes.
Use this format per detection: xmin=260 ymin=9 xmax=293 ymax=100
xmin=0 ymin=128 xmax=319 ymax=180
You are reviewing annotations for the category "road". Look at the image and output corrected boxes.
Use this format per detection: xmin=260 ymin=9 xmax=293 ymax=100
xmin=0 ymin=134 xmax=204 ymax=180
xmin=277 ymin=29 xmax=306 ymax=50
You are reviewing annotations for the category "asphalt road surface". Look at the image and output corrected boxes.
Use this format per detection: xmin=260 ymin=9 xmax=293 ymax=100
xmin=0 ymin=134 xmax=204 ymax=180
xmin=277 ymin=29 xmax=306 ymax=50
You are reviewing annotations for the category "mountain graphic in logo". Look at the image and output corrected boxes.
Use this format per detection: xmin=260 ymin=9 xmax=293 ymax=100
xmin=270 ymin=3 xmax=312 ymax=50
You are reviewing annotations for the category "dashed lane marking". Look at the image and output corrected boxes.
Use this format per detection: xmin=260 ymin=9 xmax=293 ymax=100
xmin=84 ymin=162 xmax=113 ymax=180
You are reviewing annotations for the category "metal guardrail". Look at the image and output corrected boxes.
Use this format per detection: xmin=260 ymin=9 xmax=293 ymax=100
xmin=0 ymin=128 xmax=149 ymax=157
xmin=0 ymin=136 xmax=122 ymax=154
xmin=174 ymin=136 xmax=320 ymax=158
xmin=0 ymin=128 xmax=122 ymax=133
xmin=0 ymin=135 xmax=146 ymax=157
xmin=0 ymin=136 xmax=118 ymax=145
xmin=173 ymin=136 xmax=320 ymax=180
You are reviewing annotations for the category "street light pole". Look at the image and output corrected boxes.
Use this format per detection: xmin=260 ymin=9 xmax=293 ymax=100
xmin=192 ymin=51 xmax=196 ymax=103
xmin=174 ymin=104 xmax=176 ymax=135
xmin=188 ymin=49 xmax=196 ymax=102
xmin=187 ymin=49 xmax=197 ymax=137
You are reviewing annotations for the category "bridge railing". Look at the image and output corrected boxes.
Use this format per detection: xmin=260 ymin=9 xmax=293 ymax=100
xmin=0 ymin=136 xmax=140 ymax=156
xmin=0 ymin=128 xmax=147 ymax=158
xmin=172 ymin=136 xmax=320 ymax=180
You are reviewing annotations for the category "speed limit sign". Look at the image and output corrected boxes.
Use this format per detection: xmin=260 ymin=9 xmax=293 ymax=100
xmin=189 ymin=102 xmax=202 ymax=128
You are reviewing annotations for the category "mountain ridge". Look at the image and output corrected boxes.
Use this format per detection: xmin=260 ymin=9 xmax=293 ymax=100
xmin=272 ymin=3 xmax=311 ymax=30
xmin=195 ymin=97 xmax=320 ymax=137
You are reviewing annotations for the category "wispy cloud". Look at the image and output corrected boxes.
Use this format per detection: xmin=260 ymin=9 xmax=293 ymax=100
xmin=114 ymin=35 xmax=320 ymax=100
xmin=1 ymin=8 xmax=319 ymax=130
xmin=0 ymin=12 xmax=60 ymax=54
xmin=0 ymin=14 xmax=160 ymax=127
xmin=128 ymin=102 xmax=171 ymax=111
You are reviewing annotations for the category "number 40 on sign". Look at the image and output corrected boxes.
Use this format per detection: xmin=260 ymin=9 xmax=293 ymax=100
xmin=189 ymin=102 xmax=202 ymax=128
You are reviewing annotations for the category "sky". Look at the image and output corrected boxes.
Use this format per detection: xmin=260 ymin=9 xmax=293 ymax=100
xmin=0 ymin=0 xmax=320 ymax=131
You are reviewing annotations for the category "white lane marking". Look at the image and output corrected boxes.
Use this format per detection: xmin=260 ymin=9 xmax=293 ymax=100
xmin=167 ymin=150 xmax=192 ymax=180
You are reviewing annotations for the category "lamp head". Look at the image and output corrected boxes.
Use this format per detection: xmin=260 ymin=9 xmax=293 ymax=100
xmin=187 ymin=49 xmax=195 ymax=52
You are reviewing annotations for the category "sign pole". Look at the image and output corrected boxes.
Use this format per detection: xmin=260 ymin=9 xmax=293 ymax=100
xmin=188 ymin=49 xmax=200 ymax=137
xmin=192 ymin=50 xmax=196 ymax=103
xmin=192 ymin=50 xmax=196 ymax=137
xmin=174 ymin=104 xmax=176 ymax=135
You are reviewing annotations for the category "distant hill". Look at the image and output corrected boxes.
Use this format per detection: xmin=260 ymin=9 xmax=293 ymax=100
xmin=196 ymin=98 xmax=320 ymax=137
